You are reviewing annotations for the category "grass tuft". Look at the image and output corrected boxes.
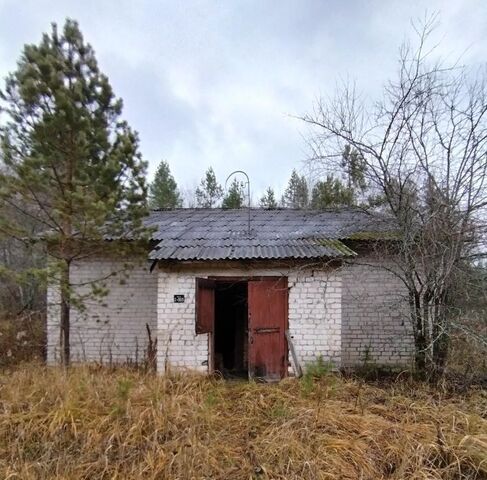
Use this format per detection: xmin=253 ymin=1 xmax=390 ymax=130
xmin=0 ymin=363 xmax=486 ymax=479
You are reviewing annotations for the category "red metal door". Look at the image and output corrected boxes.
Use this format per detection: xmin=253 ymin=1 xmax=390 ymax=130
xmin=248 ymin=277 xmax=288 ymax=381
xmin=195 ymin=278 xmax=215 ymax=334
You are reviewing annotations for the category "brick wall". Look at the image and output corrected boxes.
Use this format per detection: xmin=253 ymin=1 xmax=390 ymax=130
xmin=47 ymin=258 xmax=157 ymax=364
xmin=46 ymin=254 xmax=414 ymax=372
xmin=341 ymin=254 xmax=414 ymax=368
xmin=287 ymin=267 xmax=342 ymax=367
xmin=156 ymin=270 xmax=209 ymax=373
xmin=156 ymin=262 xmax=342 ymax=374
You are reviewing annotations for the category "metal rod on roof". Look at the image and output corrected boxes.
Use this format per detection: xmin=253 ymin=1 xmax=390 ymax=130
xmin=225 ymin=170 xmax=251 ymax=237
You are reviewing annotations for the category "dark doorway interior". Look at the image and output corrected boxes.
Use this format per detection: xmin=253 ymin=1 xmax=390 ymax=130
xmin=214 ymin=281 xmax=248 ymax=378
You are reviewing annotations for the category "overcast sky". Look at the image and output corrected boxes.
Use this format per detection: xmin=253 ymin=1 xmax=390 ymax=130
xmin=0 ymin=0 xmax=486 ymax=199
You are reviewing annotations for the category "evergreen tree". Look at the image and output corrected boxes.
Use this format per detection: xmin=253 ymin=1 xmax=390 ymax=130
xmin=309 ymin=146 xmax=369 ymax=209
xmin=0 ymin=19 xmax=148 ymax=365
xmin=310 ymin=175 xmax=354 ymax=209
xmin=149 ymin=160 xmax=182 ymax=209
xmin=222 ymin=178 xmax=245 ymax=209
xmin=341 ymin=145 xmax=367 ymax=193
xmin=195 ymin=167 xmax=223 ymax=207
xmin=259 ymin=187 xmax=277 ymax=209
xmin=281 ymin=169 xmax=309 ymax=208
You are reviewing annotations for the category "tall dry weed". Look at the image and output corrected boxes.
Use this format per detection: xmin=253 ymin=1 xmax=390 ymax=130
xmin=0 ymin=364 xmax=485 ymax=479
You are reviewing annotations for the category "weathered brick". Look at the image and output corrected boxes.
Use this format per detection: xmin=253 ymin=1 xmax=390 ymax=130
xmin=47 ymin=255 xmax=414 ymax=373
xmin=46 ymin=259 xmax=157 ymax=364
xmin=341 ymin=255 xmax=414 ymax=367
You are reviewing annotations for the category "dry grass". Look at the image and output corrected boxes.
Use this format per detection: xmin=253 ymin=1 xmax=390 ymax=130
xmin=0 ymin=312 xmax=45 ymax=367
xmin=0 ymin=364 xmax=486 ymax=479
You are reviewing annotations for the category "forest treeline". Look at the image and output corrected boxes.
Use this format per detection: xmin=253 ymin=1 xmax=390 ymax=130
xmin=149 ymin=145 xmax=377 ymax=210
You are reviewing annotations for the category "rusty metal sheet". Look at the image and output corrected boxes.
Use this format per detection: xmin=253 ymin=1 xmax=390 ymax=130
xmin=248 ymin=277 xmax=288 ymax=381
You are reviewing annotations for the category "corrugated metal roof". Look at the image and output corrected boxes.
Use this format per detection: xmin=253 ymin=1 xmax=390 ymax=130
xmin=143 ymin=208 xmax=395 ymax=261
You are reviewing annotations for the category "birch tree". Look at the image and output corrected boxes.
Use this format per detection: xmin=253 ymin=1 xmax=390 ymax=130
xmin=302 ymin=17 xmax=487 ymax=377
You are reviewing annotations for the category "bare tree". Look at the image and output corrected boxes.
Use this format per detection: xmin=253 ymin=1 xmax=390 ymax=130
xmin=302 ymin=16 xmax=487 ymax=377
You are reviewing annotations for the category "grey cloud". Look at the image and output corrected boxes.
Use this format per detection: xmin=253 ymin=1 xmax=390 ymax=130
xmin=0 ymin=0 xmax=486 ymax=196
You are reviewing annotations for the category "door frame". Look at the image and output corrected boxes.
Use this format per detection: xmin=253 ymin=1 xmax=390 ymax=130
xmin=205 ymin=276 xmax=288 ymax=378
xmin=207 ymin=276 xmax=248 ymax=375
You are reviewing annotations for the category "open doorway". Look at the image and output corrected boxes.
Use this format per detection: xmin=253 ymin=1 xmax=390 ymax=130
xmin=213 ymin=280 xmax=248 ymax=378
xmin=196 ymin=276 xmax=289 ymax=380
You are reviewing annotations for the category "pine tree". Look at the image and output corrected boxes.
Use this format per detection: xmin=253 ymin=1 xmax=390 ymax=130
xmin=195 ymin=167 xmax=223 ymax=207
xmin=310 ymin=175 xmax=354 ymax=209
xmin=341 ymin=145 xmax=367 ymax=192
xmin=0 ymin=19 xmax=148 ymax=365
xmin=149 ymin=160 xmax=182 ymax=209
xmin=222 ymin=178 xmax=245 ymax=209
xmin=281 ymin=170 xmax=309 ymax=208
xmin=309 ymin=147 xmax=370 ymax=209
xmin=259 ymin=187 xmax=277 ymax=209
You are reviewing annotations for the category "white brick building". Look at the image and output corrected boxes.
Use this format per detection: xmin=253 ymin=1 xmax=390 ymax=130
xmin=47 ymin=209 xmax=414 ymax=379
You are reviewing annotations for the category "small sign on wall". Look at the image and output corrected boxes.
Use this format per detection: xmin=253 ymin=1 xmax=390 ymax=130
xmin=174 ymin=294 xmax=185 ymax=303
